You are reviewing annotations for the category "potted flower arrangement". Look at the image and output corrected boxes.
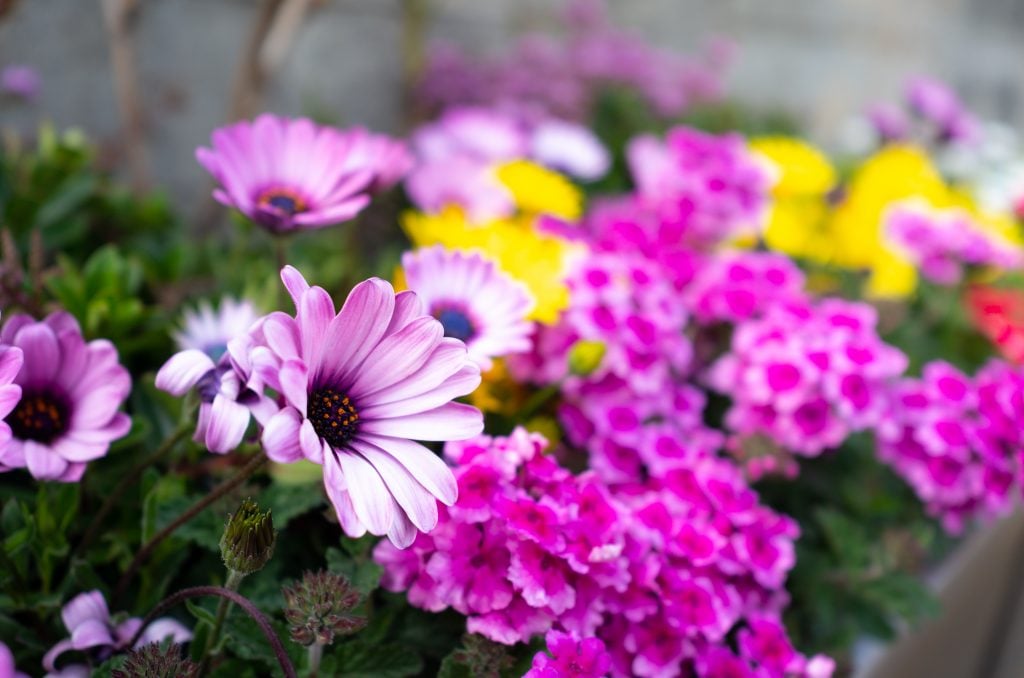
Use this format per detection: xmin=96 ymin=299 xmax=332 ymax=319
xmin=1 ymin=1 xmax=1023 ymax=676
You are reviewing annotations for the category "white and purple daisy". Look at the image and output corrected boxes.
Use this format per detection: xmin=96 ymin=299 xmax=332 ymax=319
xmin=0 ymin=313 xmax=131 ymax=482
xmin=256 ymin=266 xmax=483 ymax=548
xmin=172 ymin=296 xmax=259 ymax=361
xmin=197 ymin=114 xmax=406 ymax=233
xmin=43 ymin=590 xmax=191 ymax=677
xmin=156 ymin=326 xmax=278 ymax=454
xmin=401 ymin=246 xmax=535 ymax=369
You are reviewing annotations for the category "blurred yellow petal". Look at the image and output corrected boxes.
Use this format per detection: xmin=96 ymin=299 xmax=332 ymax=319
xmin=495 ymin=160 xmax=583 ymax=221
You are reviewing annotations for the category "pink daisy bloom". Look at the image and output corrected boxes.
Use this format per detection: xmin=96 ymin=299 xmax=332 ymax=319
xmin=43 ymin=590 xmax=191 ymax=676
xmin=401 ymin=246 xmax=535 ymax=369
xmin=257 ymin=266 xmax=484 ymax=547
xmin=197 ymin=114 xmax=400 ymax=233
xmin=0 ymin=313 xmax=131 ymax=482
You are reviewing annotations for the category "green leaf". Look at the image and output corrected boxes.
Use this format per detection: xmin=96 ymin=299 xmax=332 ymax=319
xmin=331 ymin=641 xmax=423 ymax=678
xmin=186 ymin=597 xmax=219 ymax=627
xmin=261 ymin=482 xmax=326 ymax=529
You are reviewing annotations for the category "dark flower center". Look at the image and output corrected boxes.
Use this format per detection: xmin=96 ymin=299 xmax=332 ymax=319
xmin=308 ymin=388 xmax=360 ymax=448
xmin=9 ymin=391 xmax=70 ymax=444
xmin=257 ymin=188 xmax=307 ymax=216
xmin=434 ymin=307 xmax=476 ymax=343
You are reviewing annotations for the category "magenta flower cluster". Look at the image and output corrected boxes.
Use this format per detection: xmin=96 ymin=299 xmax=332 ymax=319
xmin=415 ymin=0 xmax=729 ymax=122
xmin=375 ymin=428 xmax=832 ymax=677
xmin=526 ymin=630 xmax=611 ymax=678
xmin=885 ymin=203 xmax=1021 ymax=285
xmin=684 ymin=251 xmax=807 ymax=325
xmin=513 ymin=249 xmax=721 ymax=485
xmin=708 ymin=299 xmax=908 ymax=458
xmin=876 ymin=360 xmax=1024 ymax=533
xmin=625 ymin=126 xmax=773 ymax=247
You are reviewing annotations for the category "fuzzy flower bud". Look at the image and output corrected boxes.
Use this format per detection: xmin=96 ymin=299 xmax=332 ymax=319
xmin=282 ymin=570 xmax=366 ymax=646
xmin=219 ymin=498 xmax=276 ymax=576
xmin=452 ymin=634 xmax=515 ymax=678
xmin=568 ymin=339 xmax=606 ymax=376
xmin=112 ymin=642 xmax=199 ymax=678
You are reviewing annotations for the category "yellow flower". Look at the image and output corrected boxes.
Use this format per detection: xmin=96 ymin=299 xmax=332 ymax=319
xmin=401 ymin=206 xmax=580 ymax=324
xmin=749 ymin=137 xmax=837 ymax=262
xmin=829 ymin=144 xmax=950 ymax=297
xmin=495 ymin=160 xmax=583 ymax=221
xmin=750 ymin=136 xmax=837 ymax=198
xmin=468 ymin=359 xmax=529 ymax=416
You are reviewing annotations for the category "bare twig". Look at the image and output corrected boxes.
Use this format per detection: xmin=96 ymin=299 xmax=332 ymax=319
xmin=227 ymin=0 xmax=286 ymax=122
xmin=400 ymin=0 xmax=429 ymax=131
xmin=100 ymin=0 xmax=150 ymax=193
xmin=127 ymin=585 xmax=297 ymax=678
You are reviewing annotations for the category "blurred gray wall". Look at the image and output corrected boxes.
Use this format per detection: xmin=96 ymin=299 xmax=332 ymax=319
xmin=2 ymin=0 xmax=1023 ymax=205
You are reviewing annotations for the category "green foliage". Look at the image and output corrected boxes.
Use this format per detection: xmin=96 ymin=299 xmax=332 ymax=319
xmin=759 ymin=435 xmax=948 ymax=665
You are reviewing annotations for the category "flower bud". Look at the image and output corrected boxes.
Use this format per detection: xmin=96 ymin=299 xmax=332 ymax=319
xmin=452 ymin=634 xmax=515 ymax=677
xmin=568 ymin=339 xmax=606 ymax=376
xmin=219 ymin=498 xmax=276 ymax=576
xmin=282 ymin=570 xmax=366 ymax=646
xmin=112 ymin=642 xmax=199 ymax=678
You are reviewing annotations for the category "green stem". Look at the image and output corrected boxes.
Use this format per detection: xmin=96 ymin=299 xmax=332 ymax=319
xmin=199 ymin=569 xmax=246 ymax=675
xmin=113 ymin=452 xmax=268 ymax=604
xmin=75 ymin=424 xmax=191 ymax=557
xmin=308 ymin=642 xmax=324 ymax=677
xmin=518 ymin=382 xmax=563 ymax=421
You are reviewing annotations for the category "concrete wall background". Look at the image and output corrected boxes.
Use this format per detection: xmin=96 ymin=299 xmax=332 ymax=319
xmin=2 ymin=1 xmax=1024 ymax=205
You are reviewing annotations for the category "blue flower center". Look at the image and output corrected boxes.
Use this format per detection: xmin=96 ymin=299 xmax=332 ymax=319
xmin=435 ymin=308 xmax=476 ymax=343
xmin=257 ymin=188 xmax=307 ymax=216
xmin=9 ymin=391 xmax=70 ymax=443
xmin=309 ymin=388 xmax=360 ymax=448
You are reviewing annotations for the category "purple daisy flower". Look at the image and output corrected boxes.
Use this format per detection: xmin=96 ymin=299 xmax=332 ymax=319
xmin=256 ymin=266 xmax=484 ymax=548
xmin=197 ymin=114 xmax=402 ymax=233
xmin=43 ymin=590 xmax=191 ymax=677
xmin=401 ymin=246 xmax=535 ymax=369
xmin=0 ymin=313 xmax=130 ymax=482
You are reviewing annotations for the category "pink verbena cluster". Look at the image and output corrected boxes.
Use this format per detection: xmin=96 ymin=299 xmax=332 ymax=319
xmin=511 ymin=251 xmax=722 ymax=484
xmin=375 ymin=428 xmax=630 ymax=645
xmin=525 ymin=630 xmax=612 ymax=678
xmin=708 ymin=299 xmax=908 ymax=457
xmin=684 ymin=251 xmax=807 ymax=325
xmin=415 ymin=1 xmax=728 ymax=124
xmin=876 ymin=360 xmax=1024 ymax=533
xmin=375 ymin=429 xmax=832 ymax=678
xmin=626 ymin=126 xmax=773 ymax=247
xmin=885 ymin=203 xmax=1021 ymax=285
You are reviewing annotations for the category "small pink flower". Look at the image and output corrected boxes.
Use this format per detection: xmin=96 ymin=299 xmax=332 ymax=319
xmin=0 ymin=313 xmax=130 ymax=482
